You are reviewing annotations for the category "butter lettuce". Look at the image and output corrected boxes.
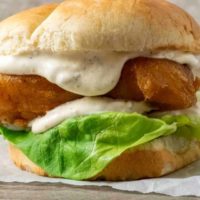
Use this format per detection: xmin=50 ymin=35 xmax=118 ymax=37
xmin=161 ymin=115 xmax=200 ymax=140
xmin=1 ymin=112 xmax=200 ymax=180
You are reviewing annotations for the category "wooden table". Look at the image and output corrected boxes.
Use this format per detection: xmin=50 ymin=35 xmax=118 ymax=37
xmin=0 ymin=182 xmax=198 ymax=200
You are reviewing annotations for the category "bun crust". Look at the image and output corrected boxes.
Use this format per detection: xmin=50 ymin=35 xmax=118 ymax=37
xmin=0 ymin=0 xmax=200 ymax=55
xmin=9 ymin=135 xmax=200 ymax=181
xmin=0 ymin=4 xmax=58 ymax=55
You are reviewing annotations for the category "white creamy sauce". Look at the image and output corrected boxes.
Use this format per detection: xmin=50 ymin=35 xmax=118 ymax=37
xmin=170 ymin=103 xmax=200 ymax=116
xmin=0 ymin=51 xmax=199 ymax=133
xmin=153 ymin=51 xmax=200 ymax=76
xmin=153 ymin=103 xmax=200 ymax=117
xmin=0 ymin=51 xmax=199 ymax=96
xmin=0 ymin=52 xmax=134 ymax=96
xmin=30 ymin=97 xmax=151 ymax=133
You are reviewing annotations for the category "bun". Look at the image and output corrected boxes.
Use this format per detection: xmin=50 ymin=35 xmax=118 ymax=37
xmin=0 ymin=4 xmax=57 ymax=55
xmin=0 ymin=0 xmax=200 ymax=55
xmin=9 ymin=135 xmax=200 ymax=181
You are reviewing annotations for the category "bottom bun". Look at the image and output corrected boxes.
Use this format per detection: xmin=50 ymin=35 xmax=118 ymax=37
xmin=9 ymin=135 xmax=200 ymax=181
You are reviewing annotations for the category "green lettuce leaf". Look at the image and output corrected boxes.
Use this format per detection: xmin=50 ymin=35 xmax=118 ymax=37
xmin=161 ymin=115 xmax=200 ymax=140
xmin=0 ymin=112 xmax=198 ymax=180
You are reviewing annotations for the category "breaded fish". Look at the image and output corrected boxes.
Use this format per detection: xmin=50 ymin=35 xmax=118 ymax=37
xmin=109 ymin=58 xmax=198 ymax=110
xmin=0 ymin=58 xmax=198 ymax=127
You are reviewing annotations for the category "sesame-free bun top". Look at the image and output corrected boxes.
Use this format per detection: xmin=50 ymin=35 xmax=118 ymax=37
xmin=0 ymin=0 xmax=200 ymax=55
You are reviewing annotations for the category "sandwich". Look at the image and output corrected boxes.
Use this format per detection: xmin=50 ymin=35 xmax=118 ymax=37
xmin=0 ymin=0 xmax=200 ymax=181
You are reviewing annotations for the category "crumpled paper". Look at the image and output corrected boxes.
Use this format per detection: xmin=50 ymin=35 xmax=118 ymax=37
xmin=1 ymin=136 xmax=200 ymax=197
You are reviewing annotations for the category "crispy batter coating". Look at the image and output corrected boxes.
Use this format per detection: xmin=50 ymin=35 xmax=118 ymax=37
xmin=0 ymin=58 xmax=198 ymax=127
xmin=109 ymin=58 xmax=198 ymax=110
xmin=0 ymin=75 xmax=80 ymax=127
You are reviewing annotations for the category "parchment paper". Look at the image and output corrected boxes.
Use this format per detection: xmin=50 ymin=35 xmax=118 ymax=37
xmin=1 ymin=0 xmax=200 ymax=197
xmin=1 ymin=136 xmax=200 ymax=197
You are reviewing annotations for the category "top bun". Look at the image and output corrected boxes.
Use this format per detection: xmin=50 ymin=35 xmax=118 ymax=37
xmin=0 ymin=0 xmax=200 ymax=55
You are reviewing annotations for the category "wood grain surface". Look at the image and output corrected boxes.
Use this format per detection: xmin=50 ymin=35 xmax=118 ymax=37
xmin=0 ymin=0 xmax=200 ymax=200
xmin=0 ymin=182 xmax=198 ymax=200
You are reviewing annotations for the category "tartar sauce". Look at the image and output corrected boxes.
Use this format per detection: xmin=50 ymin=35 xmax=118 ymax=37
xmin=29 ymin=97 xmax=151 ymax=133
xmin=0 ymin=51 xmax=199 ymax=96
xmin=0 ymin=51 xmax=199 ymax=133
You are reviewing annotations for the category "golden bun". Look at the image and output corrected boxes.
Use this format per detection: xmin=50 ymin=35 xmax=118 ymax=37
xmin=9 ymin=135 xmax=200 ymax=181
xmin=0 ymin=0 xmax=200 ymax=55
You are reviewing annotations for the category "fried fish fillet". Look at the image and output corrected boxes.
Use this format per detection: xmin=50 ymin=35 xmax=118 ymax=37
xmin=0 ymin=75 xmax=80 ymax=127
xmin=108 ymin=58 xmax=198 ymax=110
xmin=0 ymin=58 xmax=198 ymax=127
